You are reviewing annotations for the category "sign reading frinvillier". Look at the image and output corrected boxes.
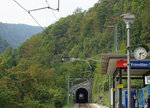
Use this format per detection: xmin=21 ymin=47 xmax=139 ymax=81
xmin=117 ymin=61 xmax=150 ymax=68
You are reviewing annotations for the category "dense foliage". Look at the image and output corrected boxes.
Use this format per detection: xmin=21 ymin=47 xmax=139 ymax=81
xmin=0 ymin=37 xmax=9 ymax=53
xmin=0 ymin=0 xmax=150 ymax=107
xmin=0 ymin=22 xmax=42 ymax=48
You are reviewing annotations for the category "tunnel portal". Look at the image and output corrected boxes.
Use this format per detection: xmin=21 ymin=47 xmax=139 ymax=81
xmin=76 ymin=88 xmax=88 ymax=103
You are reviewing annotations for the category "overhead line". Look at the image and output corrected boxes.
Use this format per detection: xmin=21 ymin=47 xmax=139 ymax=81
xmin=13 ymin=0 xmax=60 ymax=33
xmin=28 ymin=6 xmax=58 ymax=13
xmin=58 ymin=0 xmax=60 ymax=11
xmin=28 ymin=6 xmax=50 ymax=13
xmin=48 ymin=6 xmax=59 ymax=11
xmin=45 ymin=0 xmax=59 ymax=11
xmin=13 ymin=0 xmax=28 ymax=13
xmin=45 ymin=0 xmax=58 ymax=20
xmin=51 ymin=10 xmax=58 ymax=20
xmin=13 ymin=0 xmax=45 ymax=31
xmin=29 ymin=14 xmax=45 ymax=31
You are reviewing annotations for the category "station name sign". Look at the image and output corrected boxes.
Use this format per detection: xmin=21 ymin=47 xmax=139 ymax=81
xmin=145 ymin=76 xmax=150 ymax=85
xmin=117 ymin=61 xmax=150 ymax=68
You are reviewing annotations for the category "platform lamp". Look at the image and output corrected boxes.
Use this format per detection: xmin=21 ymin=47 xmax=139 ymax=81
xmin=121 ymin=13 xmax=135 ymax=108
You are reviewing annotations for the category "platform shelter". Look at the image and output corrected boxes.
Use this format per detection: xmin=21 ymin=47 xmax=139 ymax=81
xmin=101 ymin=54 xmax=150 ymax=108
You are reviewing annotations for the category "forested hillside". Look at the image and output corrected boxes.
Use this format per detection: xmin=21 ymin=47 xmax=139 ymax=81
xmin=0 ymin=22 xmax=42 ymax=48
xmin=0 ymin=37 xmax=9 ymax=53
xmin=0 ymin=0 xmax=150 ymax=107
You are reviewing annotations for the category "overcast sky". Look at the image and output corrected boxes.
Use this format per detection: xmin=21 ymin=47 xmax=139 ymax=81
xmin=0 ymin=0 xmax=98 ymax=27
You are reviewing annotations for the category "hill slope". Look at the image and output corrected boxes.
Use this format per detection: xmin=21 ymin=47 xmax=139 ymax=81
xmin=0 ymin=36 xmax=9 ymax=53
xmin=0 ymin=22 xmax=42 ymax=48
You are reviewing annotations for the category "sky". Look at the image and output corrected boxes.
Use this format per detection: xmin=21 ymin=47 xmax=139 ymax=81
xmin=0 ymin=0 xmax=98 ymax=27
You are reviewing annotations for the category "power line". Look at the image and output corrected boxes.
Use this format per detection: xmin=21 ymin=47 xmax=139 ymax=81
xmin=28 ymin=6 xmax=58 ymax=13
xmin=45 ymin=0 xmax=58 ymax=20
xmin=28 ymin=6 xmax=50 ymax=13
xmin=13 ymin=0 xmax=28 ymax=13
xmin=13 ymin=0 xmax=45 ymax=30
xmin=56 ymin=0 xmax=60 ymax=11
xmin=28 ymin=0 xmax=59 ymax=13
xmin=13 ymin=0 xmax=60 ymax=31
xmin=29 ymin=14 xmax=45 ymax=31
xmin=51 ymin=10 xmax=58 ymax=20
xmin=46 ymin=0 xmax=59 ymax=11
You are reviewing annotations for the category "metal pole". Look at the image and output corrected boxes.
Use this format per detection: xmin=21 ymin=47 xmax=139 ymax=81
xmin=71 ymin=81 xmax=73 ymax=103
xmin=122 ymin=24 xmax=125 ymax=43
xmin=113 ymin=77 xmax=115 ymax=108
xmin=143 ymin=75 xmax=146 ymax=87
xmin=108 ymin=24 xmax=117 ymax=108
xmin=91 ymin=78 xmax=93 ymax=103
xmin=98 ymin=79 xmax=100 ymax=103
xmin=127 ymin=22 xmax=131 ymax=108
xmin=68 ymin=76 xmax=69 ymax=107
xmin=102 ymin=77 xmax=104 ymax=105
xmin=121 ymin=13 xmax=135 ymax=108
xmin=119 ymin=68 xmax=122 ymax=108
xmin=114 ymin=24 xmax=117 ymax=54
xmin=109 ymin=76 xmax=111 ymax=108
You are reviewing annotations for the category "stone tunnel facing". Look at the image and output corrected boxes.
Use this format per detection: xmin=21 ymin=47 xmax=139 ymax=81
xmin=76 ymin=88 xmax=88 ymax=103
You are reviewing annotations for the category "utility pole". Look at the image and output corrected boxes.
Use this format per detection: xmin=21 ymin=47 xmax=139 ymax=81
xmin=102 ymin=77 xmax=104 ymax=105
xmin=108 ymin=24 xmax=117 ymax=108
xmin=107 ymin=24 xmax=118 ymax=54
xmin=98 ymin=79 xmax=100 ymax=103
xmin=109 ymin=76 xmax=111 ymax=108
xmin=68 ymin=76 xmax=69 ymax=108
xmin=114 ymin=24 xmax=117 ymax=54
xmin=71 ymin=81 xmax=73 ymax=103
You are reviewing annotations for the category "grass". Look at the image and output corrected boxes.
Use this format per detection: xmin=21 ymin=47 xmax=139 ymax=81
xmin=63 ymin=103 xmax=73 ymax=108
xmin=93 ymin=90 xmax=110 ymax=107
xmin=63 ymin=98 xmax=74 ymax=108
xmin=103 ymin=90 xmax=110 ymax=107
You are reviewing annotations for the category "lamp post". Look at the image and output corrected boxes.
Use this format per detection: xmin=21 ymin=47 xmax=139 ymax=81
xmin=121 ymin=13 xmax=135 ymax=108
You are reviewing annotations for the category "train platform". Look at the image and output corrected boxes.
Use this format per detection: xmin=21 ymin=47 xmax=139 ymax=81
xmin=92 ymin=104 xmax=108 ymax=108
xmin=72 ymin=103 xmax=108 ymax=108
xmin=98 ymin=105 xmax=108 ymax=108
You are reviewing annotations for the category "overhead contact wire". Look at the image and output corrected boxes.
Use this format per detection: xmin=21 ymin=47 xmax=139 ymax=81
xmin=13 ymin=0 xmax=60 ymax=33
xmin=51 ymin=10 xmax=57 ymax=20
xmin=45 ymin=0 xmax=58 ymax=20
xmin=29 ymin=14 xmax=45 ymax=31
xmin=13 ymin=0 xmax=28 ymax=13
xmin=13 ymin=0 xmax=45 ymax=31
xmin=58 ymin=0 xmax=60 ymax=11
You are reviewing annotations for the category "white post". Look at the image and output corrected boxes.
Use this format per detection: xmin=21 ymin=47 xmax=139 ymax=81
xmin=127 ymin=22 xmax=131 ymax=108
xmin=68 ymin=76 xmax=69 ymax=107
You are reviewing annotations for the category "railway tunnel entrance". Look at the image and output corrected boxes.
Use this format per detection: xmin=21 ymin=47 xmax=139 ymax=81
xmin=76 ymin=88 xmax=88 ymax=103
